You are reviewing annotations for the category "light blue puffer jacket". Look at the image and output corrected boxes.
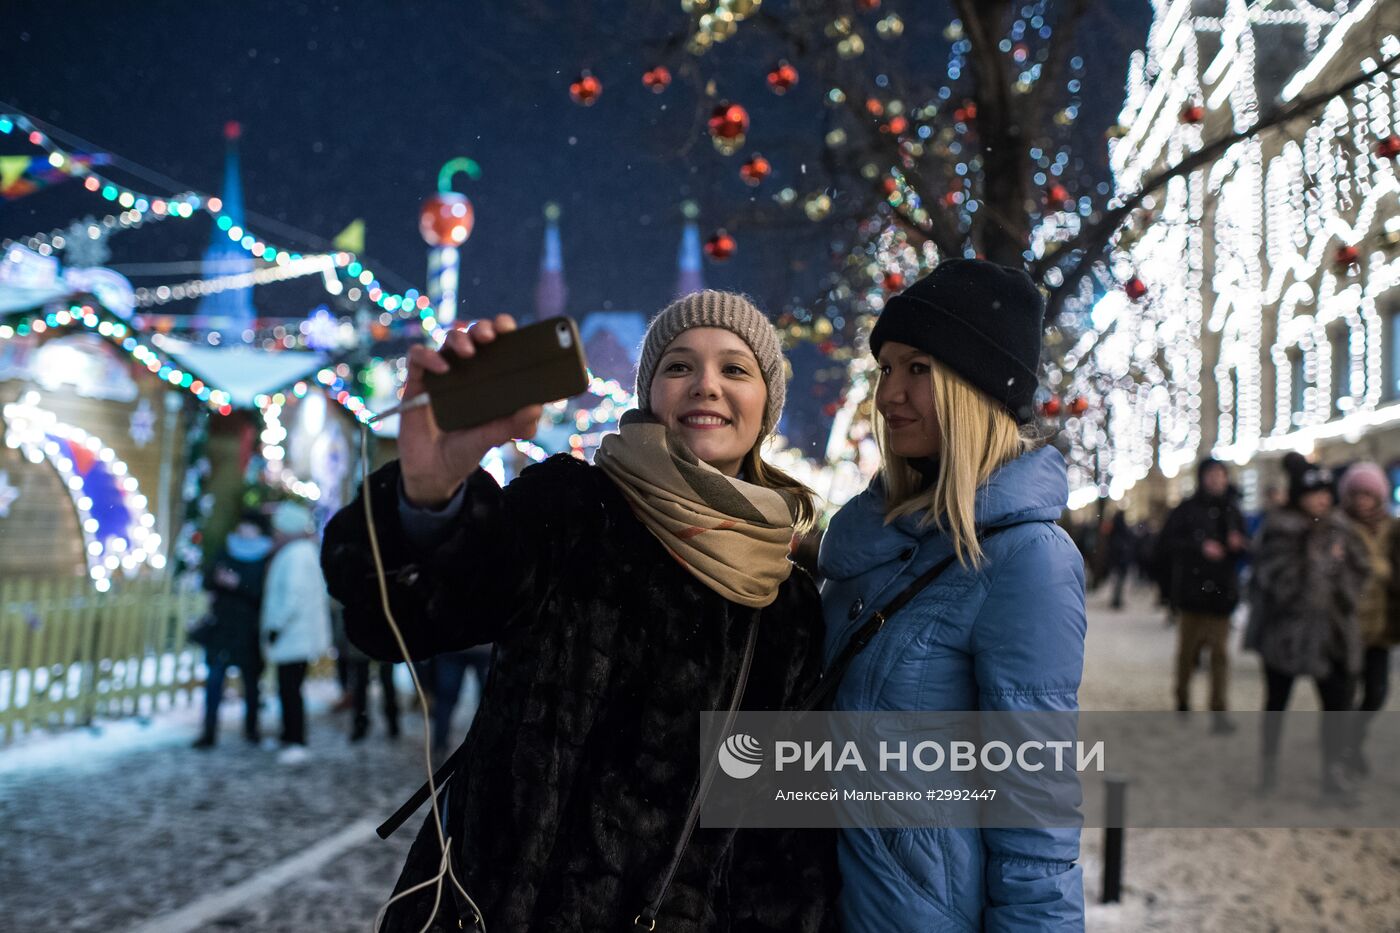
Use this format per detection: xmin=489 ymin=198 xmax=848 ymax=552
xmin=817 ymin=446 xmax=1087 ymax=932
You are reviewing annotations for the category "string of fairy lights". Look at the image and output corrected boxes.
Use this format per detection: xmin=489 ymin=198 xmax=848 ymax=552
xmin=0 ymin=113 xmax=446 ymax=342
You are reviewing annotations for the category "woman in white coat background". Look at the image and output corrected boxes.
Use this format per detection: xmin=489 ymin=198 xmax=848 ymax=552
xmin=262 ymin=501 xmax=331 ymax=764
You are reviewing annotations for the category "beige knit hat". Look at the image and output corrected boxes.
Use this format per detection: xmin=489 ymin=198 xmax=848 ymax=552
xmin=635 ymin=290 xmax=786 ymax=437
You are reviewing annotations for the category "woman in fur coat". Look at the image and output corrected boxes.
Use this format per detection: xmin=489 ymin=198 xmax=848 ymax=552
xmin=322 ymin=293 xmax=837 ymax=932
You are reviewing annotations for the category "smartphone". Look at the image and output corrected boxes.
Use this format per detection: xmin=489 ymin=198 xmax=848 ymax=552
xmin=422 ymin=316 xmax=590 ymax=432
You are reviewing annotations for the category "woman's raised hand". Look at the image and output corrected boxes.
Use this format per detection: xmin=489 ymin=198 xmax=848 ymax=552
xmin=398 ymin=314 xmax=544 ymax=507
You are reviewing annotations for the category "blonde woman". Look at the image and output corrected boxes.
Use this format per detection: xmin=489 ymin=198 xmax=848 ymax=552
xmin=322 ymin=293 xmax=836 ymax=932
xmin=819 ymin=260 xmax=1087 ymax=930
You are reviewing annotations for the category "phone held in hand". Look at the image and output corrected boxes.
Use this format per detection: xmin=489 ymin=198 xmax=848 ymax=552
xmin=422 ymin=316 xmax=590 ymax=432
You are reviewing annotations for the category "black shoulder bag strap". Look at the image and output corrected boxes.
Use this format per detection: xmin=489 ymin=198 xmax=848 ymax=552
xmin=378 ymin=733 xmax=469 ymax=839
xmin=796 ymin=521 xmax=1030 ymax=713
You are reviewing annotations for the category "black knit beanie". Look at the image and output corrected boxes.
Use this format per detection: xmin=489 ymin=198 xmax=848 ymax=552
xmin=1285 ymin=458 xmax=1333 ymax=507
xmin=869 ymin=258 xmax=1044 ymax=423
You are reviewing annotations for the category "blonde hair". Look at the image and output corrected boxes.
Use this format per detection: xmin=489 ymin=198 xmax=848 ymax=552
xmin=876 ymin=364 xmax=1036 ymax=566
xmin=742 ymin=445 xmax=819 ymax=533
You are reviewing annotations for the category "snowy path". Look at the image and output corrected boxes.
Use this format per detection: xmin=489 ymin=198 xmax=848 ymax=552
xmin=0 ymin=679 xmax=432 ymax=932
xmin=1080 ymin=582 xmax=1400 ymax=931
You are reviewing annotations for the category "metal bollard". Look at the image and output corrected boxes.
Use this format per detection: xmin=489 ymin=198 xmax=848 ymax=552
xmin=1102 ymin=774 xmax=1127 ymax=904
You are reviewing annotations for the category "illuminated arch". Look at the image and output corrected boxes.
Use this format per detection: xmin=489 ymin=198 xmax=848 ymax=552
xmin=2 ymin=391 xmax=165 ymax=591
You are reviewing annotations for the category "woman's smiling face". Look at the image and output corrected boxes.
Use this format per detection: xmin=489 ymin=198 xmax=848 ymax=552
xmin=648 ymin=327 xmax=767 ymax=476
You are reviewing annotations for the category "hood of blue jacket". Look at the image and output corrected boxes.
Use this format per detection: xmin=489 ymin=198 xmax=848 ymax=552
xmin=820 ymin=445 xmax=1069 ymax=580
xmin=225 ymin=532 xmax=274 ymax=563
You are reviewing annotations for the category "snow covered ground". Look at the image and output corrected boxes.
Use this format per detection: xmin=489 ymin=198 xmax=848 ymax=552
xmin=1079 ymin=581 xmax=1400 ymax=932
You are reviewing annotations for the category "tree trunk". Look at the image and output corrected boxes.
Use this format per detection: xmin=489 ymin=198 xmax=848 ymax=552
xmin=955 ymin=0 xmax=1032 ymax=266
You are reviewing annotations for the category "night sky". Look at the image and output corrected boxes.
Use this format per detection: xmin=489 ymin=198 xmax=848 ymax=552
xmin=1 ymin=2 xmax=1151 ymax=328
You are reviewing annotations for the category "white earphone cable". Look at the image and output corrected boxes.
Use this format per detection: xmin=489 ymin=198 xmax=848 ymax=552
xmin=360 ymin=423 xmax=484 ymax=933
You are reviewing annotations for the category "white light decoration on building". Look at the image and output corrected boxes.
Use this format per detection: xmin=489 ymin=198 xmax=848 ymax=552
xmin=1074 ymin=0 xmax=1400 ymax=503
xmin=3 ymin=391 xmax=165 ymax=590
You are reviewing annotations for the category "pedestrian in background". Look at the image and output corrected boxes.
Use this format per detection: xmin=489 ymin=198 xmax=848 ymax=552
xmin=1158 ymin=457 xmax=1247 ymax=730
xmin=1248 ymin=462 xmax=1369 ymax=800
xmin=332 ymin=601 xmax=401 ymax=743
xmin=262 ymin=501 xmax=331 ymax=765
xmin=192 ymin=511 xmax=272 ymax=748
xmin=1339 ymin=461 xmax=1397 ymax=776
xmin=414 ymin=647 xmax=490 ymax=761
xmin=1105 ymin=510 xmax=1137 ymax=609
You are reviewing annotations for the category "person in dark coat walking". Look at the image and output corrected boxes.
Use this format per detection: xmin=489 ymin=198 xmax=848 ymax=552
xmin=1158 ymin=458 xmax=1248 ymax=724
xmin=1248 ymin=462 xmax=1370 ymax=798
xmin=193 ymin=512 xmax=272 ymax=748
xmin=1105 ymin=511 xmax=1137 ymax=609
xmin=322 ymin=295 xmax=837 ymax=933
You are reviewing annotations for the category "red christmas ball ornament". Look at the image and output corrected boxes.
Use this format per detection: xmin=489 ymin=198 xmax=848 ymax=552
xmin=1047 ymin=183 xmax=1071 ymax=207
xmin=703 ymin=229 xmax=737 ymax=261
xmin=1124 ymin=276 xmax=1148 ymax=301
xmin=881 ymin=177 xmax=899 ymax=196
xmin=1069 ymin=396 xmax=1089 ymax=416
xmin=739 ymin=154 xmax=772 ymax=186
xmin=882 ymin=115 xmax=908 ymax=135
xmin=569 ymin=71 xmax=603 ymax=106
xmin=1335 ymin=243 xmax=1360 ymax=267
xmin=766 ymin=61 xmax=799 ymax=95
xmin=419 ymin=191 xmax=475 ymax=247
xmin=882 ymin=271 xmax=905 ymax=292
xmin=642 ymin=66 xmax=671 ymax=93
xmin=708 ymin=102 xmax=750 ymax=155
xmin=864 ymin=98 xmax=885 ymax=117
xmin=1375 ymin=135 xmax=1400 ymax=159
xmin=1041 ymin=396 xmax=1062 ymax=417
xmin=1180 ymin=103 xmax=1205 ymax=124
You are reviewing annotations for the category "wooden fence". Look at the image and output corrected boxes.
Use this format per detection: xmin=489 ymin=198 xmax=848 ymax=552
xmin=0 ymin=575 xmax=208 ymax=743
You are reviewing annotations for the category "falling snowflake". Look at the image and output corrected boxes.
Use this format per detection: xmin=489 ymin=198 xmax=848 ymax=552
xmin=129 ymin=398 xmax=157 ymax=448
xmin=0 ymin=470 xmax=17 ymax=518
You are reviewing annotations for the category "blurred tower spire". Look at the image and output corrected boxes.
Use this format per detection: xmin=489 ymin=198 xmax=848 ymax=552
xmin=674 ymin=200 xmax=704 ymax=298
xmin=533 ymin=202 xmax=567 ymax=323
xmin=194 ymin=121 xmax=256 ymax=336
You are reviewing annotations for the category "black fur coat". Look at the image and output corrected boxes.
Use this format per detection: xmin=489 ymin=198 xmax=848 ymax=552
xmin=321 ymin=455 xmax=838 ymax=932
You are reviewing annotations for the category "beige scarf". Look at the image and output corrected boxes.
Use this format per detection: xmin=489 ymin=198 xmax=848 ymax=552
xmin=594 ymin=411 xmax=797 ymax=608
